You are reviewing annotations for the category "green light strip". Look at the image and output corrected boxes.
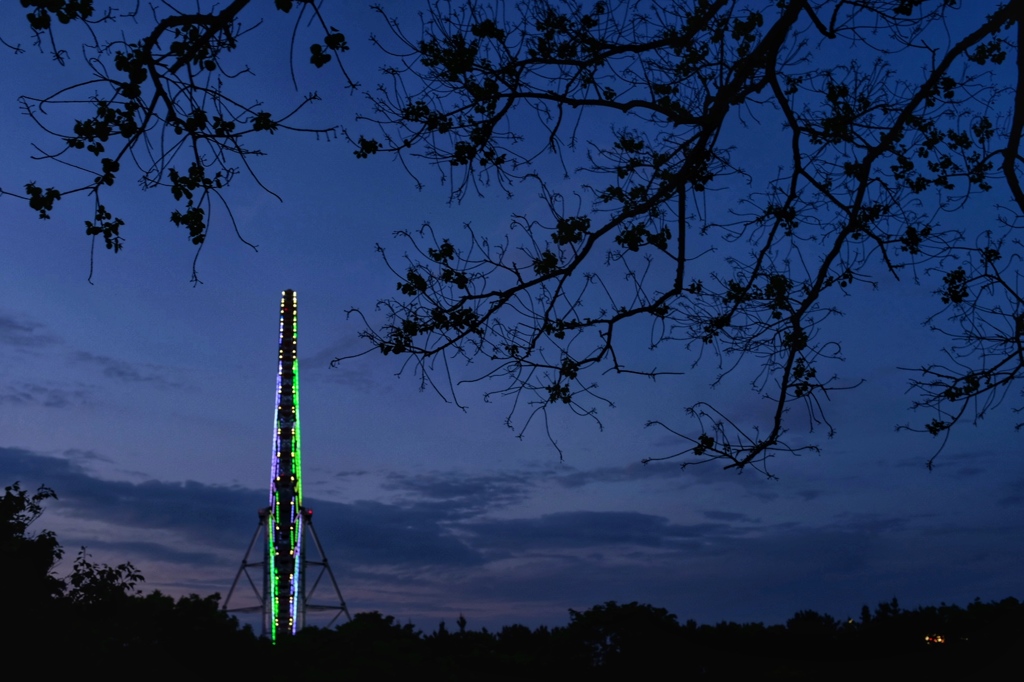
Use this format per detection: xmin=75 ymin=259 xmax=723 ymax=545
xmin=293 ymin=355 xmax=302 ymax=507
xmin=268 ymin=290 xmax=302 ymax=641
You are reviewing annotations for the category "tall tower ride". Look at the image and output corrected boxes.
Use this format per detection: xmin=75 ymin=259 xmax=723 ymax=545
xmin=224 ymin=290 xmax=350 ymax=641
xmin=269 ymin=288 xmax=303 ymax=637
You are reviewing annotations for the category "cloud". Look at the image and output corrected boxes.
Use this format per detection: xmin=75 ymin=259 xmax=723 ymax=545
xmin=552 ymin=461 xmax=687 ymax=488
xmin=72 ymin=351 xmax=183 ymax=388
xmin=1 ymin=450 xmax=737 ymax=572
xmin=316 ymin=499 xmax=484 ymax=566
xmin=4 ymin=447 xmax=1022 ymax=630
xmin=997 ymin=478 xmax=1024 ymax=507
xmin=0 ymin=447 xmax=481 ymax=569
xmin=382 ymin=470 xmax=535 ymax=516
xmin=418 ymin=513 xmax=1024 ymax=627
xmin=702 ymin=510 xmax=758 ymax=522
xmin=71 ymin=540 xmax=224 ymax=567
xmin=0 ymin=312 xmax=59 ymax=347
xmin=464 ymin=511 xmax=739 ymax=553
xmin=62 ymin=449 xmax=114 ymax=464
xmin=333 ymin=470 xmax=370 ymax=479
xmin=301 ymin=338 xmax=383 ymax=392
xmin=0 ymin=447 xmax=259 ymax=544
xmin=933 ymin=449 xmax=995 ymax=477
xmin=0 ymin=382 xmax=91 ymax=408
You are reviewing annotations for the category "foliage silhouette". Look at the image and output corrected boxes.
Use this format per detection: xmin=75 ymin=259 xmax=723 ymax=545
xmin=0 ymin=485 xmax=1020 ymax=675
xmin=339 ymin=0 xmax=1024 ymax=473
xmin=5 ymin=3 xmax=1024 ymax=472
xmin=562 ymin=601 xmax=686 ymax=676
xmin=1 ymin=482 xmax=63 ymax=632
xmin=0 ymin=480 xmax=257 ymax=669
xmin=2 ymin=0 xmax=350 ymax=282
xmin=65 ymin=547 xmax=144 ymax=608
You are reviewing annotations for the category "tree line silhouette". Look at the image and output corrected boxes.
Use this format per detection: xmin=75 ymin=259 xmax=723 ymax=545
xmin=3 ymin=481 xmax=1020 ymax=678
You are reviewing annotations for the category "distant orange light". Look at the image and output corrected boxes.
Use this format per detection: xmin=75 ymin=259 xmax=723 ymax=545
xmin=924 ymin=634 xmax=945 ymax=644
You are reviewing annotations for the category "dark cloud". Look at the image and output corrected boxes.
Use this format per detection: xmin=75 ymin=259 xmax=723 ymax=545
xmin=72 ymin=351 xmax=182 ymax=388
xmin=430 ymin=517 xmax=1024 ymax=627
xmin=552 ymin=461 xmax=686 ymax=488
xmin=586 ymin=452 xmax=786 ymax=501
xmin=380 ymin=463 xmax=692 ymax=516
xmin=68 ymin=540 xmax=224 ymax=567
xmin=3 ymin=447 xmax=1022 ymax=630
xmin=829 ymin=513 xmax=912 ymax=535
xmin=997 ymin=478 xmax=1024 ymax=507
xmin=0 ymin=382 xmax=90 ymax=408
xmin=62 ymin=448 xmax=114 ymax=463
xmin=0 ymin=447 xmax=261 ymax=545
xmin=333 ymin=470 xmax=370 ymax=479
xmin=703 ymin=510 xmax=758 ymax=522
xmin=935 ymin=449 xmax=993 ymax=477
xmin=0 ymin=447 xmax=481 ymax=569
xmin=315 ymin=499 xmax=484 ymax=566
xmin=464 ymin=511 xmax=738 ymax=552
xmin=308 ymin=363 xmax=380 ymax=392
xmin=1 ymin=446 xmax=75 ymax=481
xmin=898 ymin=448 xmax=998 ymax=475
xmin=301 ymin=340 xmax=383 ymax=392
xmin=0 ymin=450 xmax=732 ymax=571
xmin=382 ymin=470 xmax=534 ymax=516
xmin=0 ymin=312 xmax=58 ymax=347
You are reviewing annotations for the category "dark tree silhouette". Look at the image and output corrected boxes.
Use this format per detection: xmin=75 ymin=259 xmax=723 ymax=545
xmin=0 ymin=480 xmax=257 ymax=667
xmin=1 ymin=482 xmax=63 ymax=613
xmin=65 ymin=547 xmax=144 ymax=608
xmin=5 ymin=3 xmax=1024 ymax=472
xmin=1 ymin=481 xmax=143 ymax=616
xmin=340 ymin=0 xmax=1024 ymax=472
xmin=2 ymin=1 xmax=350 ymax=281
xmin=2 ymin=486 xmax=1018 ymax=675
xmin=562 ymin=601 xmax=683 ymax=674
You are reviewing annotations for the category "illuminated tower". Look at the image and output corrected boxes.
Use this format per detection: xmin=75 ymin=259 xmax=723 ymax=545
xmin=224 ymin=290 xmax=350 ymax=641
xmin=269 ymin=288 xmax=303 ymax=637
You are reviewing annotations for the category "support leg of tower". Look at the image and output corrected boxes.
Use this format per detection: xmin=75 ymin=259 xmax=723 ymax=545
xmin=222 ymin=510 xmax=272 ymax=637
xmin=302 ymin=514 xmax=352 ymax=628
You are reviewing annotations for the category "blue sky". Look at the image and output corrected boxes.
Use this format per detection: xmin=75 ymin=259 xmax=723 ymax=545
xmin=1 ymin=2 xmax=1022 ymax=631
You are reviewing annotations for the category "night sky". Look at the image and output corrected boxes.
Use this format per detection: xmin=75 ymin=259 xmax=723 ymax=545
xmin=1 ymin=3 xmax=1022 ymax=631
